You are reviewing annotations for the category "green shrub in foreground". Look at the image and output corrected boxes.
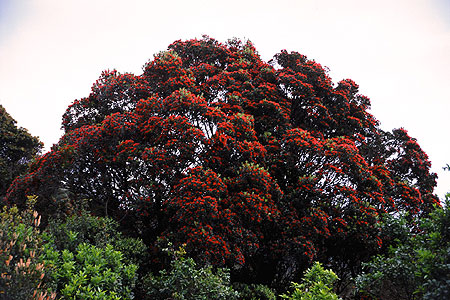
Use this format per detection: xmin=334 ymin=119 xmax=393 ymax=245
xmin=233 ymin=282 xmax=277 ymax=300
xmin=44 ymin=242 xmax=138 ymax=299
xmin=281 ymin=262 xmax=341 ymax=300
xmin=143 ymin=245 xmax=239 ymax=300
xmin=41 ymin=209 xmax=146 ymax=299
xmin=44 ymin=209 xmax=148 ymax=267
xmin=0 ymin=197 xmax=56 ymax=299
xmin=356 ymin=196 xmax=450 ymax=300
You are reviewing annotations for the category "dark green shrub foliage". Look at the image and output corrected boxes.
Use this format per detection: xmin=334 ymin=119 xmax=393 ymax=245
xmin=233 ymin=282 xmax=277 ymax=300
xmin=143 ymin=245 xmax=239 ymax=300
xmin=41 ymin=209 xmax=147 ymax=299
xmin=43 ymin=242 xmax=138 ymax=300
xmin=280 ymin=262 xmax=341 ymax=300
xmin=0 ymin=197 xmax=55 ymax=299
xmin=45 ymin=210 xmax=148 ymax=266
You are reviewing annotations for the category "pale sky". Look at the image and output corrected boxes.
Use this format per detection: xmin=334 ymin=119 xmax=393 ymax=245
xmin=1 ymin=0 xmax=449 ymax=199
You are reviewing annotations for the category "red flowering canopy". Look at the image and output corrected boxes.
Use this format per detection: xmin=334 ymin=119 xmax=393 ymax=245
xmin=5 ymin=36 xmax=438 ymax=284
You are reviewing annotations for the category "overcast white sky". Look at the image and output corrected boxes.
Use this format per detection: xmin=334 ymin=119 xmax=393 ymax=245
xmin=1 ymin=0 xmax=449 ymax=198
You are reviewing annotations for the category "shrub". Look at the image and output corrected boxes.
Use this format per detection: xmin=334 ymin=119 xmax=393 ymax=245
xmin=43 ymin=242 xmax=138 ymax=300
xmin=356 ymin=196 xmax=450 ymax=300
xmin=44 ymin=210 xmax=148 ymax=266
xmin=42 ymin=209 xmax=146 ymax=299
xmin=280 ymin=262 xmax=341 ymax=300
xmin=143 ymin=245 xmax=239 ymax=300
xmin=0 ymin=196 xmax=56 ymax=299
xmin=233 ymin=282 xmax=277 ymax=300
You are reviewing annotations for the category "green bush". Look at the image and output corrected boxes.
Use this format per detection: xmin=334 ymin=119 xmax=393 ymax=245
xmin=356 ymin=196 xmax=450 ymax=300
xmin=280 ymin=262 xmax=341 ymax=300
xmin=45 ymin=209 xmax=148 ymax=266
xmin=354 ymin=245 xmax=418 ymax=299
xmin=44 ymin=242 xmax=138 ymax=300
xmin=0 ymin=196 xmax=56 ymax=299
xmin=45 ymin=210 xmax=118 ymax=251
xmin=41 ymin=209 xmax=147 ymax=299
xmin=143 ymin=245 xmax=239 ymax=300
xmin=234 ymin=282 xmax=276 ymax=300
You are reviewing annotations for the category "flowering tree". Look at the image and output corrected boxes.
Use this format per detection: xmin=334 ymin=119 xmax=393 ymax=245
xmin=5 ymin=36 xmax=438 ymax=285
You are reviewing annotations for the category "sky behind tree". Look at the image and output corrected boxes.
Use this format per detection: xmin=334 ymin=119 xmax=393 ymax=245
xmin=1 ymin=0 xmax=449 ymax=198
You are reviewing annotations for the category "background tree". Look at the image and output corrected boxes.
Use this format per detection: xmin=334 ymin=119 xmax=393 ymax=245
xmin=0 ymin=105 xmax=42 ymax=199
xmin=4 ymin=36 xmax=439 ymax=288
xmin=356 ymin=194 xmax=450 ymax=300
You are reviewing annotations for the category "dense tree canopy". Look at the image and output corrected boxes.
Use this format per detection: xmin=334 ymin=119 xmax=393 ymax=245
xmin=0 ymin=105 xmax=42 ymax=198
xmin=356 ymin=195 xmax=450 ymax=300
xmin=4 ymin=36 xmax=438 ymax=285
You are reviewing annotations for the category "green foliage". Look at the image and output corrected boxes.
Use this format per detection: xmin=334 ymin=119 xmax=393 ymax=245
xmin=46 ymin=210 xmax=117 ymax=250
xmin=41 ymin=209 xmax=147 ymax=299
xmin=280 ymin=262 xmax=341 ymax=300
xmin=356 ymin=197 xmax=450 ymax=299
xmin=355 ymin=247 xmax=418 ymax=299
xmin=43 ymin=242 xmax=138 ymax=299
xmin=0 ymin=105 xmax=42 ymax=198
xmin=143 ymin=245 xmax=239 ymax=300
xmin=45 ymin=209 xmax=148 ymax=266
xmin=0 ymin=196 xmax=55 ymax=299
xmin=233 ymin=282 xmax=276 ymax=300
